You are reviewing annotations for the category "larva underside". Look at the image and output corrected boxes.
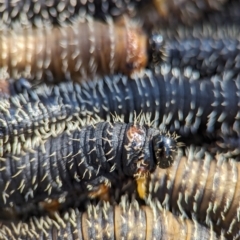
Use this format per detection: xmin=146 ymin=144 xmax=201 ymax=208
xmin=1 ymin=68 xmax=239 ymax=156
xmin=148 ymin=147 xmax=240 ymax=239
xmin=0 ymin=121 xmax=177 ymax=218
xmin=0 ymin=16 xmax=147 ymax=83
xmin=0 ymin=198 xmax=221 ymax=240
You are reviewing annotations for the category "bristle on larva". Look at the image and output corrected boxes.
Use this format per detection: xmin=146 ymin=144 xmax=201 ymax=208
xmin=0 ymin=0 xmax=147 ymax=26
xmin=0 ymin=121 xmax=178 ymax=219
xmin=147 ymin=146 xmax=240 ymax=239
xmin=0 ymin=67 xmax=239 ymax=157
xmin=0 ymin=197 xmax=221 ymax=240
xmin=152 ymin=0 xmax=227 ymax=24
xmin=0 ymin=16 xmax=147 ymax=83
xmin=149 ymin=33 xmax=240 ymax=77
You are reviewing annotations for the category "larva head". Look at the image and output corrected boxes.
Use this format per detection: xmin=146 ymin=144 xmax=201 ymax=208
xmin=152 ymin=134 xmax=177 ymax=168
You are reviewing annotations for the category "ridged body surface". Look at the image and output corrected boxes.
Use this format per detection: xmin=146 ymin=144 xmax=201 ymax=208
xmin=0 ymin=16 xmax=147 ymax=83
xmin=148 ymin=148 xmax=240 ymax=239
xmin=0 ymin=0 xmax=147 ymax=26
xmin=1 ymin=69 xmax=239 ymax=156
xmin=0 ymin=121 xmax=177 ymax=216
xmin=0 ymin=198 xmax=220 ymax=240
xmin=150 ymin=34 xmax=240 ymax=76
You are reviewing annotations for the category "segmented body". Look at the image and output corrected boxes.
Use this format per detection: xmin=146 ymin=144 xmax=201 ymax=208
xmin=0 ymin=121 xmax=177 ymax=218
xmin=1 ymin=68 xmax=239 ymax=156
xmin=0 ymin=16 xmax=147 ymax=83
xmin=150 ymin=34 xmax=240 ymax=76
xmin=0 ymin=198 xmax=221 ymax=240
xmin=148 ymin=147 xmax=240 ymax=239
xmin=0 ymin=0 xmax=147 ymax=26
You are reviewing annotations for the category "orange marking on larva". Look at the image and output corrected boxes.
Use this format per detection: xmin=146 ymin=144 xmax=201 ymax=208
xmin=88 ymin=183 xmax=110 ymax=201
xmin=39 ymin=199 xmax=60 ymax=213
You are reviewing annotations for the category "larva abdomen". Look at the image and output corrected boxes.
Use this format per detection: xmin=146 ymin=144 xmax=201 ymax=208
xmin=149 ymin=34 xmax=240 ymax=76
xmin=1 ymin=68 xmax=239 ymax=157
xmin=0 ymin=16 xmax=147 ymax=83
xmin=148 ymin=147 xmax=240 ymax=239
xmin=0 ymin=121 xmax=177 ymax=218
xmin=0 ymin=198 xmax=220 ymax=240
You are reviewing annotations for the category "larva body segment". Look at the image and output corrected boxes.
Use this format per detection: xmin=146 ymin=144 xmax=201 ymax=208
xmin=0 ymin=121 xmax=177 ymax=218
xmin=149 ymin=34 xmax=240 ymax=76
xmin=148 ymin=147 xmax=240 ymax=239
xmin=2 ymin=68 xmax=239 ymax=154
xmin=0 ymin=198 xmax=221 ymax=240
xmin=0 ymin=0 xmax=147 ymax=26
xmin=0 ymin=16 xmax=147 ymax=83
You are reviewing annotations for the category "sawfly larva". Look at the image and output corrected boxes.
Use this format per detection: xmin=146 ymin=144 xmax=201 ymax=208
xmin=152 ymin=0 xmax=227 ymax=25
xmin=0 ymin=121 xmax=177 ymax=219
xmin=147 ymin=146 xmax=240 ymax=239
xmin=149 ymin=33 xmax=240 ymax=76
xmin=1 ymin=67 xmax=239 ymax=157
xmin=0 ymin=16 xmax=148 ymax=83
xmin=0 ymin=197 xmax=221 ymax=240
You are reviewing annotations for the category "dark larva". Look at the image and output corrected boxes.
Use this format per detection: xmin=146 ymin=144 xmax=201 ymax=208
xmin=147 ymin=147 xmax=240 ymax=239
xmin=0 ymin=198 xmax=221 ymax=240
xmin=0 ymin=121 xmax=177 ymax=218
xmin=0 ymin=16 xmax=147 ymax=83
xmin=1 ymin=68 xmax=239 ymax=155
xmin=0 ymin=0 xmax=147 ymax=26
xmin=149 ymin=33 xmax=240 ymax=77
